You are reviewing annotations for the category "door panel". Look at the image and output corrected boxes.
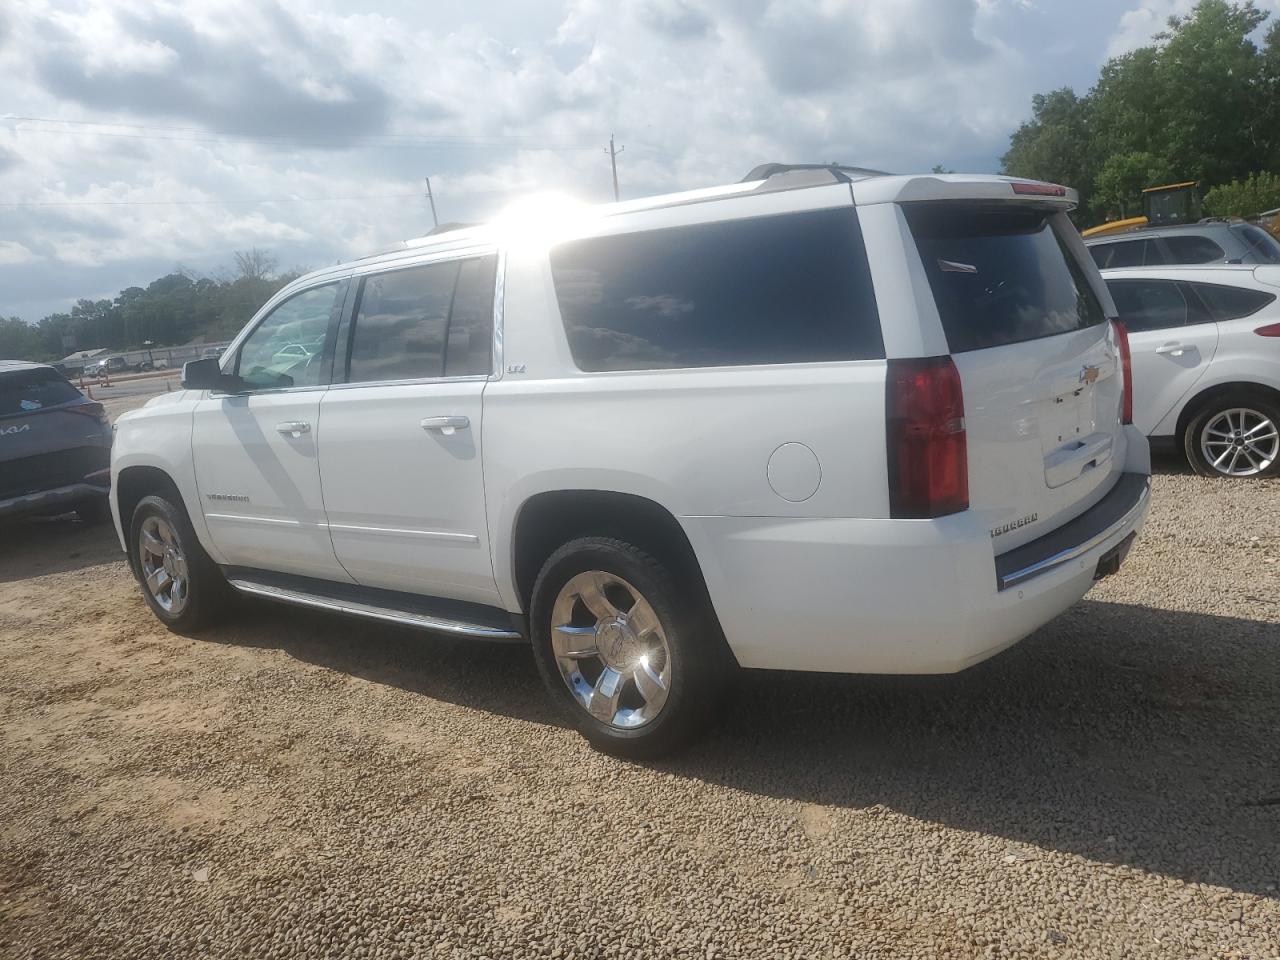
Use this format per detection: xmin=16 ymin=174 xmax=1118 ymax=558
xmin=191 ymin=391 xmax=352 ymax=580
xmin=318 ymin=381 xmax=497 ymax=603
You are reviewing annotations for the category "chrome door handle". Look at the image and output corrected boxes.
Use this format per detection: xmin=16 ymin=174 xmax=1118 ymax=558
xmin=420 ymin=416 xmax=470 ymax=436
xmin=275 ymin=421 xmax=312 ymax=437
xmin=1155 ymin=342 xmax=1187 ymax=357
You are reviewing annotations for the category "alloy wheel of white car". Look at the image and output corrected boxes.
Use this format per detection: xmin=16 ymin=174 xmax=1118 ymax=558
xmin=1198 ymin=407 xmax=1279 ymax=477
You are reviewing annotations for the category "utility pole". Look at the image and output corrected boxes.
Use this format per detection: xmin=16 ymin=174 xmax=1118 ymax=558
xmin=606 ymin=134 xmax=624 ymax=202
xmin=424 ymin=177 xmax=439 ymax=229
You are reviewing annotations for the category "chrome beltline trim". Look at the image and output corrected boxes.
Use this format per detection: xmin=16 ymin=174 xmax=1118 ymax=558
xmin=227 ymin=579 xmax=521 ymax=639
xmin=996 ymin=477 xmax=1150 ymax=591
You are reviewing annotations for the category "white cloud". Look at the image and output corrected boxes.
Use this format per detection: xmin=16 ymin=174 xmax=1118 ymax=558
xmin=2 ymin=0 xmax=1266 ymax=321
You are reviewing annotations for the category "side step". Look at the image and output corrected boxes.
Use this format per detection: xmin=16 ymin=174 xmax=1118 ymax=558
xmin=223 ymin=568 xmax=524 ymax=642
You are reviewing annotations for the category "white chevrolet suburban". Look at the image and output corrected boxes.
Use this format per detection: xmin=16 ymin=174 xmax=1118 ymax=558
xmin=111 ymin=164 xmax=1152 ymax=756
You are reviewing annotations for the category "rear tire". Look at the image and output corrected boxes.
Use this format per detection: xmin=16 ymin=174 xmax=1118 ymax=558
xmin=529 ymin=536 xmax=728 ymax=759
xmin=1183 ymin=393 xmax=1280 ymax=479
xmin=129 ymin=493 xmax=229 ymax=632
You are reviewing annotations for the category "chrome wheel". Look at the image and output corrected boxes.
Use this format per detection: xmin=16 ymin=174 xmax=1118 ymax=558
xmin=137 ymin=515 xmax=190 ymax=614
xmin=1200 ymin=407 xmax=1279 ymax=477
xmin=550 ymin=571 xmax=673 ymax=729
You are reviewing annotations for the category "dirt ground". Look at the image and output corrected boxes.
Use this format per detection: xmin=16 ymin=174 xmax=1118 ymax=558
xmin=1 ymin=400 xmax=1277 ymax=958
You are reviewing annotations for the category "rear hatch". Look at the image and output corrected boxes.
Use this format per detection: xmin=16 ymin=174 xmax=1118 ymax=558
xmin=0 ymin=369 xmax=110 ymax=500
xmin=904 ymin=200 xmax=1125 ymax=552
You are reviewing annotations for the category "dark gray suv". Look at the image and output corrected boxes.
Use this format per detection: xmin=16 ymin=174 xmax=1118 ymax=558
xmin=1086 ymin=221 xmax=1280 ymax=269
xmin=0 ymin=361 xmax=113 ymax=522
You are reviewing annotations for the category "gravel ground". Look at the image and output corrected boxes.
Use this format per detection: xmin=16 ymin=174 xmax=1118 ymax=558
xmin=1 ymin=441 xmax=1277 ymax=959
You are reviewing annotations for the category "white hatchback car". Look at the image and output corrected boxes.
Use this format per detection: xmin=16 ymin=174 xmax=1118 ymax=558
xmin=1101 ymin=265 xmax=1280 ymax=478
xmin=112 ymin=165 xmax=1151 ymax=756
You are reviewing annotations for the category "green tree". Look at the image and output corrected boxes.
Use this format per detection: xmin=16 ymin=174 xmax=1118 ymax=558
xmin=0 ymin=317 xmax=47 ymax=360
xmin=1203 ymin=170 xmax=1280 ymax=215
xmin=1003 ymin=0 xmax=1277 ymax=225
xmin=1001 ymin=88 xmax=1098 ymax=219
xmin=1092 ymin=151 xmax=1175 ymax=219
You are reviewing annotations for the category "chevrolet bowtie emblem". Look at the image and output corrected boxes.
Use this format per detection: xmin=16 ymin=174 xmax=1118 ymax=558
xmin=1079 ymin=364 xmax=1100 ymax=385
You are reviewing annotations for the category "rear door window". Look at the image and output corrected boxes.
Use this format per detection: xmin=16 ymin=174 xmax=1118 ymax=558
xmin=0 ymin=370 xmax=82 ymax=417
xmin=1190 ymin=282 xmax=1277 ymax=321
xmin=1106 ymin=279 xmax=1205 ymax=333
xmin=905 ymin=203 xmax=1107 ymax=353
xmin=1161 ymin=234 xmax=1225 ymax=264
xmin=549 ymin=207 xmax=883 ymax=372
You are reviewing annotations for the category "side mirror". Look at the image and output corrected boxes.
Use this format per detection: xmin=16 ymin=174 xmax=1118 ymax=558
xmin=181 ymin=357 xmax=236 ymax=391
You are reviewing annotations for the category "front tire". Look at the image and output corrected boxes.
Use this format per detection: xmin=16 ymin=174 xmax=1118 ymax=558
xmin=529 ymin=537 xmax=727 ymax=759
xmin=1184 ymin=394 xmax=1280 ymax=478
xmin=129 ymin=493 xmax=229 ymax=632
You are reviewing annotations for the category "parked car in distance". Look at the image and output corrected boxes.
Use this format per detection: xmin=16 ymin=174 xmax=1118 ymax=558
xmin=1102 ymin=264 xmax=1280 ymax=478
xmin=0 ymin=360 xmax=113 ymax=523
xmin=111 ymin=165 xmax=1152 ymax=756
xmin=1086 ymin=221 xmax=1280 ymax=269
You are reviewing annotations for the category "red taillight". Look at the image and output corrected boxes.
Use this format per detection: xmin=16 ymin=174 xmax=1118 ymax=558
xmin=886 ymin=357 xmax=968 ymax=519
xmin=67 ymin=401 xmax=108 ymax=425
xmin=1255 ymin=322 xmax=1280 ymax=337
xmin=1010 ymin=181 xmax=1066 ymax=197
xmin=1112 ymin=319 xmax=1133 ymax=425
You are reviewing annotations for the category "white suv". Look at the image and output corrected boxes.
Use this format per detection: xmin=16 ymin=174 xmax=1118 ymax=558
xmin=111 ymin=165 xmax=1151 ymax=756
xmin=1102 ymin=264 xmax=1280 ymax=478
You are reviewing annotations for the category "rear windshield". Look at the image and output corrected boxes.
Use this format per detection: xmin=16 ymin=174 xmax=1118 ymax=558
xmin=0 ymin=370 xmax=81 ymax=417
xmin=1232 ymin=224 xmax=1280 ymax=264
xmin=906 ymin=203 xmax=1107 ymax=353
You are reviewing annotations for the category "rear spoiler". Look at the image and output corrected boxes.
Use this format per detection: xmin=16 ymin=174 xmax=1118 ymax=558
xmin=852 ymin=174 xmax=1078 ymax=210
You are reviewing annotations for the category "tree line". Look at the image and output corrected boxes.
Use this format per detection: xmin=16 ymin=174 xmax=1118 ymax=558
xmin=1 ymin=248 xmax=303 ymax=363
xmin=1001 ymin=0 xmax=1280 ymax=226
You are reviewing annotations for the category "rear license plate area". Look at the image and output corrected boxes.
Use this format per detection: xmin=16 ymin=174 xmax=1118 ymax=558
xmin=1093 ymin=532 xmax=1136 ymax=581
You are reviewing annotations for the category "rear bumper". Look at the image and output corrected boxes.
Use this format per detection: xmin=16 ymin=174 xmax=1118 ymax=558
xmin=685 ymin=471 xmax=1152 ymax=675
xmin=0 ymin=476 xmax=110 ymax=519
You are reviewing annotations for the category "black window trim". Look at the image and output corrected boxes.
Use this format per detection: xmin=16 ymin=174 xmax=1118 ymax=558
xmin=333 ymin=249 xmax=500 ymax=390
xmin=219 ymin=276 xmax=352 ymax=396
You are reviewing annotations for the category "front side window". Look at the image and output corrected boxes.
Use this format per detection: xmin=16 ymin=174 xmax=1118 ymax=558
xmin=1106 ymin=279 xmax=1199 ymax=333
xmin=907 ymin=203 xmax=1106 ymax=353
xmin=346 ymin=254 xmax=496 ymax=384
xmin=236 ymin=283 xmax=344 ymax=390
xmin=1162 ymin=234 xmax=1224 ymax=264
xmin=549 ymin=207 xmax=883 ymax=372
xmin=1191 ymin=282 xmax=1277 ymax=322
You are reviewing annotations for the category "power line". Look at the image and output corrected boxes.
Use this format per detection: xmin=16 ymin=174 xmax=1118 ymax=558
xmin=0 ymin=193 xmax=424 ymax=207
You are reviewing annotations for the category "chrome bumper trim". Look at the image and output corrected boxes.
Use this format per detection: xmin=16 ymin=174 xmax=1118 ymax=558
xmin=995 ymin=473 xmax=1151 ymax=591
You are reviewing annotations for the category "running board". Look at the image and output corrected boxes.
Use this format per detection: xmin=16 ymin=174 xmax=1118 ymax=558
xmin=223 ymin=568 xmax=523 ymax=642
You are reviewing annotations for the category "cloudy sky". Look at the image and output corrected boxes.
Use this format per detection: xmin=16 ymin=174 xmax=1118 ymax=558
xmin=3 ymin=0 xmax=1278 ymax=322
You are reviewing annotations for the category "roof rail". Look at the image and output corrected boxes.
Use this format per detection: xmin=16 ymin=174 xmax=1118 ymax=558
xmin=741 ymin=162 xmax=892 ymax=185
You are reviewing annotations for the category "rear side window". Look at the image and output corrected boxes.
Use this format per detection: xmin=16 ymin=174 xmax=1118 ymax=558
xmin=1190 ymin=282 xmax=1276 ymax=321
xmin=549 ymin=207 xmax=883 ymax=372
xmin=347 ymin=254 xmax=496 ymax=383
xmin=1106 ymin=279 xmax=1208 ymax=333
xmin=906 ymin=203 xmax=1107 ymax=353
xmin=0 ymin=370 xmax=81 ymax=417
xmin=1162 ymin=234 xmax=1224 ymax=264
xmin=1231 ymin=224 xmax=1280 ymax=264
xmin=1090 ymin=238 xmax=1163 ymax=269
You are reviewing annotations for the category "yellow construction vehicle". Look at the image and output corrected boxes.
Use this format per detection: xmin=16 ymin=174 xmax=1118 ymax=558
xmin=1082 ymin=181 xmax=1201 ymax=238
